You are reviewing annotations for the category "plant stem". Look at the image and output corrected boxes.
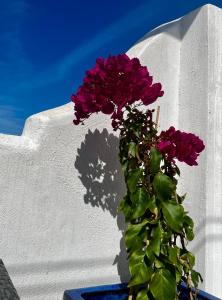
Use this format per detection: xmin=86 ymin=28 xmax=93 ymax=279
xmin=128 ymin=287 xmax=133 ymax=300
xmin=155 ymin=105 xmax=160 ymax=129
xmin=174 ymin=191 xmax=178 ymax=203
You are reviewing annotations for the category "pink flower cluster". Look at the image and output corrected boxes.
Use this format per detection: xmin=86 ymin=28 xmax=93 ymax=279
xmin=157 ymin=126 xmax=205 ymax=166
xmin=71 ymin=54 xmax=164 ymax=128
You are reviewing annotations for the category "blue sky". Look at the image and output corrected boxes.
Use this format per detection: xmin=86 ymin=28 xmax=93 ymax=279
xmin=0 ymin=0 xmax=222 ymax=135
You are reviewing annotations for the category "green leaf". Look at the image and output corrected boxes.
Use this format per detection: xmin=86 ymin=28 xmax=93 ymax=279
xmin=185 ymin=226 xmax=194 ymax=241
xmin=128 ymin=142 xmax=137 ymax=157
xmin=127 ymin=169 xmax=142 ymax=193
xmin=125 ymin=219 xmax=148 ymax=250
xmin=131 ymin=188 xmax=151 ymax=219
xmin=162 ymin=228 xmax=173 ymax=243
xmin=150 ymin=147 xmax=162 ymax=174
xmin=128 ymin=264 xmax=153 ymax=287
xmin=183 ymin=215 xmax=194 ymax=241
xmin=183 ymin=215 xmax=194 ymax=227
xmin=160 ymin=245 xmax=168 ymax=256
xmin=153 ymin=173 xmax=176 ymax=201
xmin=148 ymin=222 xmax=163 ymax=256
xmin=129 ymin=249 xmax=153 ymax=285
xmin=180 ymin=251 xmax=195 ymax=268
xmin=145 ymin=246 xmax=155 ymax=264
xmin=146 ymin=195 xmax=157 ymax=214
xmin=162 ymin=200 xmax=184 ymax=233
xmin=187 ymin=252 xmax=195 ymax=267
xmin=129 ymin=249 xmax=145 ymax=264
xmin=175 ymin=265 xmax=183 ymax=283
xmin=191 ymin=270 xmax=203 ymax=287
xmin=130 ymin=187 xmax=149 ymax=204
xmin=118 ymin=195 xmax=132 ymax=221
xmin=136 ymin=289 xmax=149 ymax=300
xmin=150 ymin=269 xmax=177 ymax=300
xmin=154 ymin=258 xmax=165 ymax=269
xmin=129 ymin=249 xmax=145 ymax=269
xmin=167 ymin=246 xmax=180 ymax=265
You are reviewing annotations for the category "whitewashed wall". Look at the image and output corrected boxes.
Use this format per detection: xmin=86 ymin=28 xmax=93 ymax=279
xmin=0 ymin=4 xmax=222 ymax=299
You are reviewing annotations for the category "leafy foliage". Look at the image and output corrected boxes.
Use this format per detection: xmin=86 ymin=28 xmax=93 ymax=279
xmin=150 ymin=147 xmax=162 ymax=174
xmin=150 ymin=269 xmax=177 ymax=300
xmin=161 ymin=201 xmax=184 ymax=233
xmin=118 ymin=107 xmax=203 ymax=300
xmin=153 ymin=173 xmax=176 ymax=201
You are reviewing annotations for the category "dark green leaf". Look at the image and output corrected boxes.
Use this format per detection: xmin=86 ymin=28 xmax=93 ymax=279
xmin=187 ymin=252 xmax=195 ymax=268
xmin=148 ymin=222 xmax=163 ymax=256
xmin=162 ymin=200 xmax=184 ymax=233
xmin=131 ymin=188 xmax=151 ymax=219
xmin=145 ymin=246 xmax=155 ymax=264
xmin=162 ymin=228 xmax=173 ymax=243
xmin=154 ymin=258 xmax=165 ymax=269
xmin=130 ymin=187 xmax=149 ymax=204
xmin=128 ymin=236 xmax=144 ymax=252
xmin=118 ymin=195 xmax=132 ymax=222
xmin=128 ymin=264 xmax=152 ymax=287
xmin=153 ymin=173 xmax=176 ymax=201
xmin=183 ymin=215 xmax=194 ymax=240
xmin=180 ymin=251 xmax=195 ymax=268
xmin=150 ymin=147 xmax=162 ymax=174
xmin=147 ymin=195 xmax=157 ymax=213
xmin=125 ymin=220 xmax=148 ymax=250
xmin=191 ymin=270 xmax=203 ymax=287
xmin=150 ymin=269 xmax=177 ymax=300
xmin=127 ymin=169 xmax=142 ymax=193
xmin=136 ymin=289 xmax=149 ymax=300
xmin=168 ymin=246 xmax=180 ymax=265
xmin=160 ymin=245 xmax=168 ymax=256
xmin=128 ymin=142 xmax=137 ymax=157
xmin=129 ymin=249 xmax=145 ymax=270
xmin=183 ymin=215 xmax=194 ymax=227
xmin=185 ymin=226 xmax=194 ymax=241
xmin=175 ymin=265 xmax=183 ymax=283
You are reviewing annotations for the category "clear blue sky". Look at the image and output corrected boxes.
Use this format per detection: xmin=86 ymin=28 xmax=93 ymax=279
xmin=0 ymin=0 xmax=221 ymax=135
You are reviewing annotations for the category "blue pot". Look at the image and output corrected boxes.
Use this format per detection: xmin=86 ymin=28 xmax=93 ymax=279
xmin=63 ymin=282 xmax=221 ymax=300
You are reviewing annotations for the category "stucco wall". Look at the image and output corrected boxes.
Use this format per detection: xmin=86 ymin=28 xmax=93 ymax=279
xmin=0 ymin=4 xmax=222 ymax=299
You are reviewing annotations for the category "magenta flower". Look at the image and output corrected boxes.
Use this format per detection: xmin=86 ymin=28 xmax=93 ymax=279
xmin=157 ymin=126 xmax=205 ymax=166
xmin=71 ymin=54 xmax=164 ymax=127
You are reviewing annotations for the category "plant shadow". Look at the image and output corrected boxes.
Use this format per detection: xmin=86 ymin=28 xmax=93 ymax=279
xmin=75 ymin=128 xmax=130 ymax=281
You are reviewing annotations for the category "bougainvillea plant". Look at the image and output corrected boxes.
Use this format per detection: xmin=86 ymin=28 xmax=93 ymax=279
xmin=71 ymin=54 xmax=205 ymax=300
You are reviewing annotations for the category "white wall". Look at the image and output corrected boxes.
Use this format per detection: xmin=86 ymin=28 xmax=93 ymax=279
xmin=0 ymin=4 xmax=222 ymax=299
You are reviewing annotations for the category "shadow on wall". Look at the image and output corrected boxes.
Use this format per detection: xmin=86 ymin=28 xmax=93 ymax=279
xmin=74 ymin=129 xmax=222 ymax=282
xmin=74 ymin=128 xmax=129 ymax=281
